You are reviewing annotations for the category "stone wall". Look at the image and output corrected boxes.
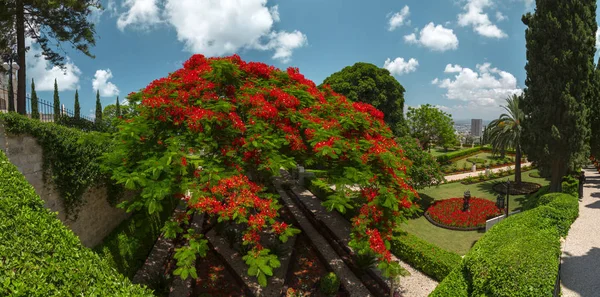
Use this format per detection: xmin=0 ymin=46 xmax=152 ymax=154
xmin=0 ymin=124 xmax=130 ymax=247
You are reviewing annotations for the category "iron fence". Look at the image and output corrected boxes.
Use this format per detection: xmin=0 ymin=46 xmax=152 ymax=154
xmin=0 ymin=88 xmax=95 ymax=123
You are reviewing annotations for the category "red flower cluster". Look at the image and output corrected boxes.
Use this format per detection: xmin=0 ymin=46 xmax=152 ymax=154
xmin=366 ymin=229 xmax=392 ymax=262
xmin=426 ymin=197 xmax=502 ymax=228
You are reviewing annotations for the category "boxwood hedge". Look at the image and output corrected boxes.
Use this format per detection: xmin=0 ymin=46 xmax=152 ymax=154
xmin=0 ymin=150 xmax=153 ymax=296
xmin=430 ymin=192 xmax=578 ymax=297
xmin=436 ymin=147 xmax=482 ymax=164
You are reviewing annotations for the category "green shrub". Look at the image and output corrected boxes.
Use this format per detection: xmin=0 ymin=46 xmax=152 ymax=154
xmin=0 ymin=113 xmax=117 ymax=217
xmin=431 ymin=192 xmax=578 ymax=297
xmin=436 ymin=147 xmax=482 ymax=164
xmin=319 ymin=272 xmax=341 ymax=296
xmin=0 ymin=150 xmax=152 ymax=296
xmin=94 ymin=198 xmax=178 ymax=279
xmin=561 ymin=175 xmax=579 ymax=198
xmin=522 ymin=185 xmax=550 ymax=211
xmin=391 ymin=232 xmax=462 ymax=282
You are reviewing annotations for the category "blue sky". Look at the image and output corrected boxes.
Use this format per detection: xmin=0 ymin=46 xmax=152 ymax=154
xmin=21 ymin=0 xmax=598 ymax=120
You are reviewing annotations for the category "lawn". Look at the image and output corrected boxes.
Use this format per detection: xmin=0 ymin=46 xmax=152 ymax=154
xmin=401 ymin=169 xmax=550 ymax=255
xmin=428 ymin=146 xmax=470 ymax=157
xmin=452 ymin=152 xmax=514 ymax=169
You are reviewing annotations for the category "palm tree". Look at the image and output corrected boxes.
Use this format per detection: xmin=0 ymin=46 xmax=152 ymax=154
xmin=485 ymin=94 xmax=525 ymax=185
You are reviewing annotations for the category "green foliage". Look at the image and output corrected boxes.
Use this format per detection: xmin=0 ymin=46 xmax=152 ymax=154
xmin=0 ymin=149 xmax=152 ymax=296
xmin=391 ymin=232 xmax=462 ymax=281
xmin=243 ymin=249 xmax=282 ymax=287
xmin=53 ymin=79 xmax=60 ymax=122
xmin=318 ymin=272 xmax=341 ymax=296
xmin=116 ymin=96 xmax=121 ymax=117
xmin=95 ymin=90 xmax=102 ymax=124
xmin=320 ymin=62 xmax=407 ymax=136
xmin=74 ymin=89 xmax=81 ymax=119
xmin=436 ymin=147 xmax=482 ymax=164
xmin=56 ymin=114 xmax=106 ymax=132
xmin=561 ymin=175 xmax=579 ymax=198
xmin=0 ymin=113 xmax=115 ymax=216
xmin=94 ymin=198 xmax=178 ymax=279
xmin=522 ymin=0 xmax=597 ymax=190
xmin=407 ymin=104 xmax=456 ymax=151
xmin=30 ymin=78 xmax=40 ymax=120
xmin=397 ymin=136 xmax=445 ymax=189
xmin=431 ymin=192 xmax=579 ymax=296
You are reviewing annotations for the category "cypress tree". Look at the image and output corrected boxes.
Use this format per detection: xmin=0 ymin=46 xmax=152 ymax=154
xmin=53 ymin=79 xmax=60 ymax=122
xmin=521 ymin=0 xmax=597 ymax=192
xmin=74 ymin=90 xmax=80 ymax=120
xmin=30 ymin=78 xmax=39 ymax=120
xmin=115 ymin=96 xmax=121 ymax=118
xmin=590 ymin=59 xmax=600 ymax=157
xmin=95 ymin=90 xmax=102 ymax=124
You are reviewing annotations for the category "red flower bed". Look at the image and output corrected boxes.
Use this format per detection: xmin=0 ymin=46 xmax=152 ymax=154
xmin=426 ymin=198 xmax=502 ymax=229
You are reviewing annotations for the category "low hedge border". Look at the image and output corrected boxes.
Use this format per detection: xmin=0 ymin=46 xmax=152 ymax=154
xmin=304 ymin=176 xmax=463 ymax=282
xmin=391 ymin=232 xmax=462 ymax=282
xmin=0 ymin=150 xmax=152 ymax=296
xmin=430 ymin=191 xmax=578 ymax=297
xmin=436 ymin=147 xmax=482 ymax=164
xmin=94 ymin=197 xmax=178 ymax=279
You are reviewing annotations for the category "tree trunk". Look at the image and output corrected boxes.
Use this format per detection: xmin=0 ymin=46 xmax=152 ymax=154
xmin=549 ymin=159 xmax=566 ymax=192
xmin=16 ymin=0 xmax=26 ymax=115
xmin=515 ymin=146 xmax=522 ymax=185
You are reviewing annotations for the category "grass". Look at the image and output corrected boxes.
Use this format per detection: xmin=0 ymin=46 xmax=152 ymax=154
xmin=429 ymin=146 xmax=468 ymax=157
xmin=401 ymin=170 xmax=550 ymax=255
xmin=452 ymin=152 xmax=513 ymax=169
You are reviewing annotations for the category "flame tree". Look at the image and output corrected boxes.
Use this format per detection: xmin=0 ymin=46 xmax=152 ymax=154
xmin=103 ymin=54 xmax=420 ymax=285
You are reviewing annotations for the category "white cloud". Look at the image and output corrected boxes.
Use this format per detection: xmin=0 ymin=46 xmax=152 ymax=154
xmin=88 ymin=6 xmax=104 ymax=24
xmin=383 ymin=57 xmax=419 ymax=76
xmin=495 ymin=11 xmax=506 ymax=22
xmin=114 ymin=0 xmax=307 ymax=63
xmin=26 ymin=39 xmax=81 ymax=91
xmin=522 ymin=0 xmax=535 ymax=10
xmin=458 ymin=0 xmax=507 ymax=38
xmin=116 ymin=0 xmax=162 ymax=31
xmin=432 ymin=62 xmax=522 ymax=108
xmin=92 ymin=69 xmax=120 ymax=97
xmin=404 ymin=22 xmax=459 ymax=52
xmin=388 ymin=6 xmax=410 ymax=31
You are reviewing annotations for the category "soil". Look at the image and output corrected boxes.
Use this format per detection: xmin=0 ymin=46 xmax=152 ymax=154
xmin=493 ymin=181 xmax=542 ymax=195
xmin=283 ymin=234 xmax=348 ymax=297
xmin=192 ymin=249 xmax=247 ymax=297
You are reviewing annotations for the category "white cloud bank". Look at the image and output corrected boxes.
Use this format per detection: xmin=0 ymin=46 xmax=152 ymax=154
xmin=383 ymin=57 xmax=419 ymax=76
xmin=92 ymin=69 xmax=120 ymax=97
xmin=25 ymin=38 xmax=81 ymax=91
xmin=114 ymin=0 xmax=307 ymax=63
xmin=458 ymin=0 xmax=507 ymax=38
xmin=388 ymin=6 xmax=410 ymax=31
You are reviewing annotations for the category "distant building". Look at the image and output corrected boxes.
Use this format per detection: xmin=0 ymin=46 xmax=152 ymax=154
xmin=471 ymin=119 xmax=483 ymax=137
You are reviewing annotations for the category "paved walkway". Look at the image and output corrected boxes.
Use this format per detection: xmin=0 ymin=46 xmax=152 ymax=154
xmin=443 ymin=162 xmax=532 ymax=182
xmin=560 ymin=167 xmax=600 ymax=297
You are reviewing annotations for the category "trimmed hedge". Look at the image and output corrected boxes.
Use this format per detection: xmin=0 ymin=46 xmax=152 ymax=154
xmin=391 ymin=232 xmax=462 ymax=281
xmin=561 ymin=175 xmax=579 ymax=198
xmin=431 ymin=192 xmax=578 ymax=297
xmin=95 ymin=198 xmax=178 ymax=279
xmin=0 ymin=150 xmax=152 ymax=296
xmin=436 ymin=147 xmax=482 ymax=164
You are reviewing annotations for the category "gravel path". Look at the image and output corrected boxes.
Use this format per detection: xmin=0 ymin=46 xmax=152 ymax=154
xmin=560 ymin=167 xmax=600 ymax=297
xmin=443 ymin=162 xmax=532 ymax=182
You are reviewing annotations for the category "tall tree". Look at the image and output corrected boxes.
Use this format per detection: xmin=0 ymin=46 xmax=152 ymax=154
xmin=521 ymin=0 xmax=596 ymax=192
xmin=53 ymin=79 xmax=60 ymax=122
xmin=95 ymin=90 xmax=102 ymax=124
xmin=0 ymin=0 xmax=100 ymax=115
xmin=320 ymin=62 xmax=408 ymax=136
xmin=485 ymin=95 xmax=525 ymax=184
xmin=74 ymin=89 xmax=80 ymax=120
xmin=406 ymin=104 xmax=456 ymax=152
xmin=591 ymin=60 xmax=600 ymax=157
xmin=115 ymin=96 xmax=121 ymax=117
xmin=30 ymin=78 xmax=39 ymax=120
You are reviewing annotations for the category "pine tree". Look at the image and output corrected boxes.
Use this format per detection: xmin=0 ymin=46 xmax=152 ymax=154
xmin=74 ymin=89 xmax=80 ymax=120
xmin=115 ymin=96 xmax=121 ymax=118
xmin=53 ymin=79 xmax=60 ymax=122
xmin=95 ymin=90 xmax=102 ymax=124
xmin=521 ymin=0 xmax=597 ymax=192
xmin=30 ymin=78 xmax=39 ymax=120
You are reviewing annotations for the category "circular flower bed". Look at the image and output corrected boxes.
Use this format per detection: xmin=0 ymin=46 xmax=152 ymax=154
xmin=492 ymin=181 xmax=541 ymax=195
xmin=425 ymin=198 xmax=503 ymax=230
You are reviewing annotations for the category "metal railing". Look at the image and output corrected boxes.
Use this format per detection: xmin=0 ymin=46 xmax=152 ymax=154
xmin=0 ymin=87 xmax=95 ymax=123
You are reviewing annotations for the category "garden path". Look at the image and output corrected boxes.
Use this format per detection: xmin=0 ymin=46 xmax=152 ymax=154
xmin=560 ymin=167 xmax=600 ymax=297
xmin=443 ymin=162 xmax=532 ymax=182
